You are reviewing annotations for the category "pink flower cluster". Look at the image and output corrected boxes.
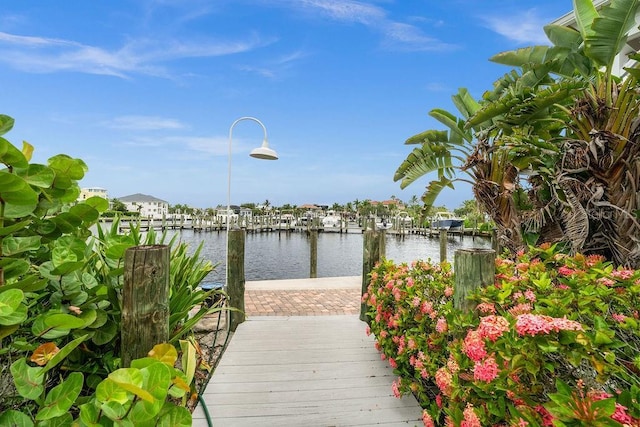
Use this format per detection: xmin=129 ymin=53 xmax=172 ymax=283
xmin=435 ymin=366 xmax=453 ymax=397
xmin=478 ymin=315 xmax=510 ymax=342
xmin=461 ymin=404 xmax=481 ymax=427
xmin=515 ymin=314 xmax=583 ymax=336
xmin=421 ymin=410 xmax=435 ymax=427
xmin=463 ymin=330 xmax=487 ymax=362
xmin=473 ymin=356 xmax=499 ymax=382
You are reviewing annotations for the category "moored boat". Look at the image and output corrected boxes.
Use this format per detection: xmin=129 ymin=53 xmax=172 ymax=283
xmin=431 ymin=211 xmax=464 ymax=230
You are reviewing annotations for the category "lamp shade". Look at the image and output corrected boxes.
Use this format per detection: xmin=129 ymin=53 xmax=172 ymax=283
xmin=250 ymin=141 xmax=278 ymax=160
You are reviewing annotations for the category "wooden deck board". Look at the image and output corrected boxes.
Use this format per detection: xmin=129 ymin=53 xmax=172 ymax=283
xmin=194 ymin=315 xmax=423 ymax=426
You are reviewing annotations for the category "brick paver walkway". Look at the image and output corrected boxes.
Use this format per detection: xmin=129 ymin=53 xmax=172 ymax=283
xmin=245 ymin=289 xmax=361 ymax=316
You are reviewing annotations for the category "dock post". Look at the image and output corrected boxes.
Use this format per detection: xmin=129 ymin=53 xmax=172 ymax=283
xmin=227 ymin=229 xmax=246 ymax=332
xmin=309 ymin=229 xmax=318 ymax=278
xmin=439 ymin=229 xmax=447 ymax=263
xmin=121 ymin=245 xmax=170 ymax=367
xmin=454 ymin=248 xmax=495 ymax=313
xmin=360 ymin=229 xmax=385 ymax=322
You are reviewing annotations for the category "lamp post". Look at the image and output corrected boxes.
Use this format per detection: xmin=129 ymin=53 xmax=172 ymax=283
xmin=225 ymin=117 xmax=278 ymax=326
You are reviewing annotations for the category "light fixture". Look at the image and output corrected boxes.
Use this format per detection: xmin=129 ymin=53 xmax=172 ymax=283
xmin=226 ymin=116 xmax=278 ymax=293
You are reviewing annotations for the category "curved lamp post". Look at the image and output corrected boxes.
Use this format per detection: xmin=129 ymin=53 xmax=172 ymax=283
xmin=226 ymin=117 xmax=278 ymax=292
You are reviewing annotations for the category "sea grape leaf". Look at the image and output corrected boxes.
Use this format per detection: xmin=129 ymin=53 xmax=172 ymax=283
xmin=10 ymin=358 xmax=44 ymax=400
xmin=36 ymin=372 xmax=84 ymax=420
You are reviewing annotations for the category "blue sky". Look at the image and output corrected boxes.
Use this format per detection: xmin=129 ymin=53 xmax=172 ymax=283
xmin=1 ymin=0 xmax=573 ymax=209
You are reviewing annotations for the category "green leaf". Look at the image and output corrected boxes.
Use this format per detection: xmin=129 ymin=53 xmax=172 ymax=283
xmin=0 ymin=136 xmax=28 ymax=168
xmin=10 ymin=358 xmax=45 ymax=400
xmin=44 ymin=313 xmax=88 ymax=329
xmin=69 ymin=203 xmax=100 ymax=223
xmin=16 ymin=163 xmax=55 ymax=188
xmin=48 ymin=154 xmax=88 ymax=180
xmin=2 ymin=235 xmax=41 ymax=256
xmin=0 ymin=258 xmax=30 ymax=280
xmin=0 ymin=409 xmax=35 ymax=427
xmin=0 ymin=324 xmax=19 ymax=340
xmin=35 ymin=413 xmax=73 ymax=426
xmin=36 ymin=372 xmax=84 ymax=420
xmin=0 ymin=303 xmax=27 ymax=326
xmin=42 ymin=334 xmax=88 ymax=374
xmin=585 ymin=0 xmax=640 ymax=69
xmin=91 ymin=319 xmax=118 ymax=345
xmin=0 ymin=288 xmax=23 ymax=316
xmin=96 ymin=377 xmax=131 ymax=405
xmin=50 ymin=212 xmax=82 ymax=234
xmin=0 ymin=219 xmax=31 ymax=236
xmin=128 ymin=364 xmax=171 ymax=420
xmin=83 ymin=195 xmax=109 ymax=212
xmin=180 ymin=340 xmax=197 ymax=386
xmin=0 ymin=114 xmax=15 ymax=136
xmin=0 ymin=170 xmax=39 ymax=218
xmin=155 ymin=404 xmax=192 ymax=427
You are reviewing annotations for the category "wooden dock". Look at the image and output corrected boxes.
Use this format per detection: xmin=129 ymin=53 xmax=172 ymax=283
xmin=192 ymin=315 xmax=423 ymax=426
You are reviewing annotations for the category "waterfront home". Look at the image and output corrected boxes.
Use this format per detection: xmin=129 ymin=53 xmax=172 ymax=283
xmin=117 ymin=193 xmax=169 ymax=219
xmin=78 ymin=187 xmax=109 ymax=202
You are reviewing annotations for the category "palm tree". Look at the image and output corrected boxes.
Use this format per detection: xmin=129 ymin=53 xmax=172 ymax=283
xmin=395 ymin=0 xmax=640 ymax=266
xmin=473 ymin=0 xmax=640 ymax=265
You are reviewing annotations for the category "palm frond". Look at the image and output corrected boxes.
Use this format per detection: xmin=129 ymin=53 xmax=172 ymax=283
xmin=405 ymin=129 xmax=448 ymax=145
xmin=429 ymin=109 xmax=471 ymax=144
xmin=586 ymin=0 xmax=640 ymax=71
xmin=574 ymin=0 xmax=599 ymax=40
xmin=421 ymin=176 xmax=458 ymax=208
xmin=451 ymin=88 xmax=481 ymax=121
xmin=543 ymin=24 xmax=583 ymax=49
xmin=394 ymin=143 xmax=457 ymax=189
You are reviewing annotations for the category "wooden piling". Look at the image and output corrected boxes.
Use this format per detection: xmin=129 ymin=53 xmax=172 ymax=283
xmin=121 ymin=245 xmax=170 ymax=367
xmin=227 ymin=229 xmax=246 ymax=332
xmin=439 ymin=229 xmax=447 ymax=263
xmin=454 ymin=248 xmax=495 ymax=313
xmin=310 ymin=229 xmax=318 ymax=278
xmin=360 ymin=230 xmax=385 ymax=322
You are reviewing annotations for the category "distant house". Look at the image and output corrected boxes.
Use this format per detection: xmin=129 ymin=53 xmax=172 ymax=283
xmin=78 ymin=187 xmax=108 ymax=202
xmin=117 ymin=193 xmax=169 ymax=219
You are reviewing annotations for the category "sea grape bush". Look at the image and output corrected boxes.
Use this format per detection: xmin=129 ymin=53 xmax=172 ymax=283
xmin=364 ymin=244 xmax=640 ymax=426
xmin=0 ymin=114 xmax=221 ymax=424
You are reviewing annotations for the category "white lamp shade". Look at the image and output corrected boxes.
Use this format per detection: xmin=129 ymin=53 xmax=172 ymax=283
xmin=250 ymin=142 xmax=278 ymax=160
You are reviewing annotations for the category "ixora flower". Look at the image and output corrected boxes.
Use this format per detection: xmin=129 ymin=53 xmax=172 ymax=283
xmin=473 ymin=356 xmax=499 ymax=383
xmin=515 ymin=314 xmax=583 ymax=336
xmin=463 ymin=330 xmax=487 ymax=362
xmin=365 ymin=247 xmax=640 ymax=427
xmin=478 ymin=315 xmax=509 ymax=342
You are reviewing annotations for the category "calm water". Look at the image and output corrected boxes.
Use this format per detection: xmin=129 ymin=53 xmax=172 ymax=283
xmin=166 ymin=230 xmax=492 ymax=283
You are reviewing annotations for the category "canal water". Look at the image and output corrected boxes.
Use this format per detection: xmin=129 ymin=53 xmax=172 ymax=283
xmin=166 ymin=230 xmax=492 ymax=283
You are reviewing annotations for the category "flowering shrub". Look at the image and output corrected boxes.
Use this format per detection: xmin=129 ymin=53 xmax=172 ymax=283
xmin=364 ymin=245 xmax=640 ymax=426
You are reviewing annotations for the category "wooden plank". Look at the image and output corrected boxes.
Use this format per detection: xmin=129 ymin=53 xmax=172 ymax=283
xmin=196 ymin=315 xmax=423 ymax=426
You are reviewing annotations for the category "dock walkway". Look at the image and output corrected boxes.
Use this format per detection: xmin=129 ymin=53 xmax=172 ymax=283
xmin=193 ymin=277 xmax=423 ymax=427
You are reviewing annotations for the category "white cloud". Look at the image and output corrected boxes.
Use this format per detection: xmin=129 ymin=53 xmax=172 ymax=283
xmin=238 ymin=49 xmax=308 ymax=79
xmin=0 ymin=31 xmax=272 ymax=78
xmin=480 ymin=9 xmax=552 ymax=45
xmin=107 ymin=116 xmax=187 ymax=131
xmin=276 ymin=0 xmax=452 ymax=52
xmin=382 ymin=22 xmax=454 ymax=51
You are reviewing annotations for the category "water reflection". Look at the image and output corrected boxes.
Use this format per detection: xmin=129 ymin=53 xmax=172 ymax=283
xmin=167 ymin=230 xmax=492 ymax=283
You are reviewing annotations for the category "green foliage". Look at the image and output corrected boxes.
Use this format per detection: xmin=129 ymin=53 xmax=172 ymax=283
xmin=364 ymin=247 xmax=640 ymax=426
xmin=0 ymin=114 xmax=222 ymax=423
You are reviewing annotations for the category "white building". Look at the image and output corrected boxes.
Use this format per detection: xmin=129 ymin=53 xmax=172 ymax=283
xmin=78 ymin=187 xmax=108 ymax=202
xmin=117 ymin=193 xmax=169 ymax=219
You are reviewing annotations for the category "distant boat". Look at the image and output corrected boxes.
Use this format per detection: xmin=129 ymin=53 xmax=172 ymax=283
xmin=322 ymin=210 xmax=342 ymax=228
xmin=375 ymin=219 xmax=392 ymax=230
xmin=431 ymin=211 xmax=464 ymax=230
